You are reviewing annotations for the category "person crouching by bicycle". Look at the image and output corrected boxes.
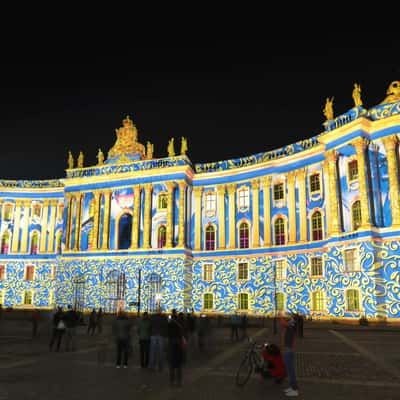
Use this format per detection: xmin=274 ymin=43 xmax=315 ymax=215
xmin=261 ymin=343 xmax=286 ymax=383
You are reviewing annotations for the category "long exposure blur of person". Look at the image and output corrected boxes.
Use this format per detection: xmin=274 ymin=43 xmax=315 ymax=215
xmin=112 ymin=311 xmax=132 ymax=368
xmin=167 ymin=309 xmax=184 ymax=387
xmin=280 ymin=314 xmax=299 ymax=397
xmin=149 ymin=306 xmax=168 ymax=371
xmin=137 ymin=311 xmax=151 ymax=368
xmin=87 ymin=308 xmax=97 ymax=336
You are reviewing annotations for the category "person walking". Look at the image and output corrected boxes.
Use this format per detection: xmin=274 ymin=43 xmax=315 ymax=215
xmin=148 ymin=307 xmax=168 ymax=371
xmin=280 ymin=314 xmax=299 ymax=397
xmin=229 ymin=312 xmax=240 ymax=342
xmin=49 ymin=307 xmax=65 ymax=352
xmin=167 ymin=309 xmax=184 ymax=387
xmin=87 ymin=309 xmax=97 ymax=336
xmin=112 ymin=311 xmax=132 ymax=368
xmin=64 ymin=305 xmax=79 ymax=351
xmin=137 ymin=311 xmax=151 ymax=368
xmin=96 ymin=307 xmax=103 ymax=334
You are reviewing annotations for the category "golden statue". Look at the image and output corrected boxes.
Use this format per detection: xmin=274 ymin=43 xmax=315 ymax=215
xmin=180 ymin=137 xmax=188 ymax=155
xmin=352 ymin=83 xmax=363 ymax=107
xmin=97 ymin=148 xmax=104 ymax=165
xmin=67 ymin=151 xmax=74 ymax=169
xmin=108 ymin=116 xmax=146 ymax=161
xmin=380 ymin=81 xmax=400 ymax=104
xmin=146 ymin=141 xmax=154 ymax=159
xmin=77 ymin=151 xmax=84 ymax=168
xmin=168 ymin=138 xmax=175 ymax=157
xmin=323 ymin=97 xmax=334 ymax=120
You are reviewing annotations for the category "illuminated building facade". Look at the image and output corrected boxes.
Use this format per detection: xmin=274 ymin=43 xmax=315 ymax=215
xmin=1 ymin=81 xmax=400 ymax=321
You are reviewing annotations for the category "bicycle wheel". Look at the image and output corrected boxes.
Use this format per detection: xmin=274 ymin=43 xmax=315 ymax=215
xmin=236 ymin=356 xmax=253 ymax=386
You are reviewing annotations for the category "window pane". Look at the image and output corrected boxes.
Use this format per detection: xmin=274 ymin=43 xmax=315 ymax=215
xmin=311 ymin=212 xmax=323 ymax=241
xmin=238 ymin=263 xmax=248 ymax=280
xmin=203 ymin=293 xmax=213 ymax=309
xmin=273 ymin=184 xmax=284 ymax=201
xmin=205 ymin=225 xmax=215 ymax=250
xmin=276 ymin=292 xmax=284 ymax=311
xmin=203 ymin=264 xmax=213 ymax=281
xmin=311 ymin=257 xmax=323 ymax=276
xmin=352 ymin=201 xmax=362 ymax=230
xmin=349 ymin=160 xmax=358 ymax=181
xmin=239 ymin=293 xmax=248 ymax=310
xmin=275 ymin=218 xmax=285 ymax=245
xmin=239 ymin=223 xmax=249 ymax=248
xmin=310 ymin=174 xmax=321 ymax=193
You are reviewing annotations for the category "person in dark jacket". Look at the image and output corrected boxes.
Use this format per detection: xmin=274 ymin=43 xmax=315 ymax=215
xmin=64 ymin=305 xmax=79 ymax=351
xmin=112 ymin=311 xmax=132 ymax=368
xmin=168 ymin=309 xmax=184 ymax=386
xmin=49 ymin=307 xmax=65 ymax=352
xmin=87 ymin=309 xmax=97 ymax=336
xmin=149 ymin=307 xmax=168 ymax=371
xmin=137 ymin=312 xmax=151 ymax=367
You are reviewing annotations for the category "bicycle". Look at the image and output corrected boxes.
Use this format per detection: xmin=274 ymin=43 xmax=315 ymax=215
xmin=235 ymin=338 xmax=265 ymax=386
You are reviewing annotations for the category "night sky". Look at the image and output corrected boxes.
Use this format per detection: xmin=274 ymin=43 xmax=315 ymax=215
xmin=1 ymin=37 xmax=399 ymax=180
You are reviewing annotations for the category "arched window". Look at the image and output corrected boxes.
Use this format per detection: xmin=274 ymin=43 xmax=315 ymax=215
xmin=352 ymin=200 xmax=361 ymax=230
xmin=276 ymin=292 xmax=285 ymax=311
xmin=205 ymin=225 xmax=215 ymax=250
xmin=1 ymin=231 xmax=10 ymax=254
xmin=346 ymin=289 xmax=360 ymax=311
xmin=32 ymin=203 xmax=42 ymax=220
xmin=239 ymin=222 xmax=249 ymax=248
xmin=117 ymin=213 xmax=132 ymax=249
xmin=157 ymin=225 xmax=167 ymax=248
xmin=3 ymin=204 xmax=13 ymax=221
xmin=158 ymin=193 xmax=168 ymax=210
xmin=311 ymin=211 xmax=323 ymax=241
xmin=348 ymin=159 xmax=359 ymax=181
xmin=30 ymin=231 xmax=39 ymax=254
xmin=274 ymin=218 xmax=285 ymax=245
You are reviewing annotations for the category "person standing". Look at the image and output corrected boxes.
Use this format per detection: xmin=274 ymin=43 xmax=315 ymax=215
xmin=112 ymin=311 xmax=132 ymax=368
xmin=280 ymin=315 xmax=299 ymax=397
xmin=31 ymin=308 xmax=40 ymax=338
xmin=168 ymin=309 xmax=184 ymax=387
xmin=240 ymin=313 xmax=248 ymax=341
xmin=229 ymin=312 xmax=240 ymax=342
xmin=64 ymin=305 xmax=79 ymax=351
xmin=137 ymin=312 xmax=151 ymax=368
xmin=148 ymin=307 xmax=168 ymax=371
xmin=96 ymin=307 xmax=103 ymax=334
xmin=49 ymin=307 xmax=65 ymax=352
xmin=87 ymin=309 xmax=97 ymax=336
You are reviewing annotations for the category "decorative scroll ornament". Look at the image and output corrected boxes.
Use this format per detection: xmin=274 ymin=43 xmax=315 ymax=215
xmin=380 ymin=81 xmax=400 ymax=104
xmin=107 ymin=116 xmax=146 ymax=161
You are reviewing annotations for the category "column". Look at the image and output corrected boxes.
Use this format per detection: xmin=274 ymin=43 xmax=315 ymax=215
xmin=297 ymin=168 xmax=307 ymax=242
xmin=20 ymin=200 xmax=30 ymax=253
xmin=262 ymin=176 xmax=272 ymax=246
xmin=39 ymin=200 xmax=50 ymax=253
xmin=177 ymin=181 xmax=186 ymax=247
xmin=251 ymin=179 xmax=260 ymax=247
xmin=382 ymin=135 xmax=400 ymax=226
xmin=166 ymin=181 xmax=176 ymax=248
xmin=48 ymin=200 xmax=57 ymax=253
xmin=227 ymin=184 xmax=236 ymax=249
xmin=91 ymin=191 xmax=101 ymax=250
xmin=287 ymin=171 xmax=297 ymax=243
xmin=101 ymin=190 xmax=112 ymax=250
xmin=217 ymin=185 xmax=226 ymax=249
xmin=130 ymin=185 xmax=141 ymax=249
xmin=11 ymin=199 xmax=23 ymax=253
xmin=193 ymin=187 xmax=202 ymax=251
xmin=65 ymin=193 xmax=73 ymax=251
xmin=142 ymin=184 xmax=153 ymax=249
xmin=73 ymin=194 xmax=83 ymax=251
xmin=352 ymin=137 xmax=371 ymax=228
xmin=324 ymin=150 xmax=341 ymax=236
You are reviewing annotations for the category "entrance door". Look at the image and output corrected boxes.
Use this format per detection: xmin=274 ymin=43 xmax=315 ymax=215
xmin=147 ymin=273 xmax=162 ymax=312
xmin=104 ymin=270 xmax=126 ymax=313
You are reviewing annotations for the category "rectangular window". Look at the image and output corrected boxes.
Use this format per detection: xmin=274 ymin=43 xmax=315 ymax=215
xmin=24 ymin=290 xmax=33 ymax=305
xmin=51 ymin=266 xmax=57 ymax=280
xmin=0 ymin=265 xmax=5 ymax=280
xmin=348 ymin=160 xmax=359 ymax=181
xmin=276 ymin=292 xmax=284 ymax=311
xmin=273 ymin=183 xmax=284 ymax=201
xmin=238 ymin=293 xmax=249 ymax=310
xmin=205 ymin=191 xmax=216 ymax=214
xmin=312 ymin=291 xmax=325 ymax=311
xmin=276 ymin=259 xmax=286 ymax=280
xmin=347 ymin=290 xmax=360 ymax=312
xmin=158 ymin=194 xmax=168 ymax=209
xmin=311 ymin=257 xmax=323 ymax=277
xmin=344 ymin=249 xmax=358 ymax=272
xmin=238 ymin=262 xmax=249 ymax=280
xmin=309 ymin=173 xmax=321 ymax=193
xmin=238 ymin=187 xmax=250 ymax=209
xmin=203 ymin=293 xmax=213 ymax=310
xmin=203 ymin=264 xmax=214 ymax=282
xmin=25 ymin=266 xmax=35 ymax=281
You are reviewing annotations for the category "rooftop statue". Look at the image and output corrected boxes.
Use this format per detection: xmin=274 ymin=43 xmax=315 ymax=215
xmin=180 ymin=137 xmax=188 ymax=155
xmin=380 ymin=81 xmax=400 ymax=104
xmin=323 ymin=97 xmax=334 ymax=121
xmin=77 ymin=151 xmax=84 ymax=168
xmin=67 ymin=151 xmax=74 ymax=169
xmin=97 ymin=148 xmax=104 ymax=165
xmin=146 ymin=141 xmax=154 ymax=159
xmin=352 ymin=83 xmax=363 ymax=107
xmin=108 ymin=116 xmax=146 ymax=161
xmin=168 ymin=138 xmax=175 ymax=157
